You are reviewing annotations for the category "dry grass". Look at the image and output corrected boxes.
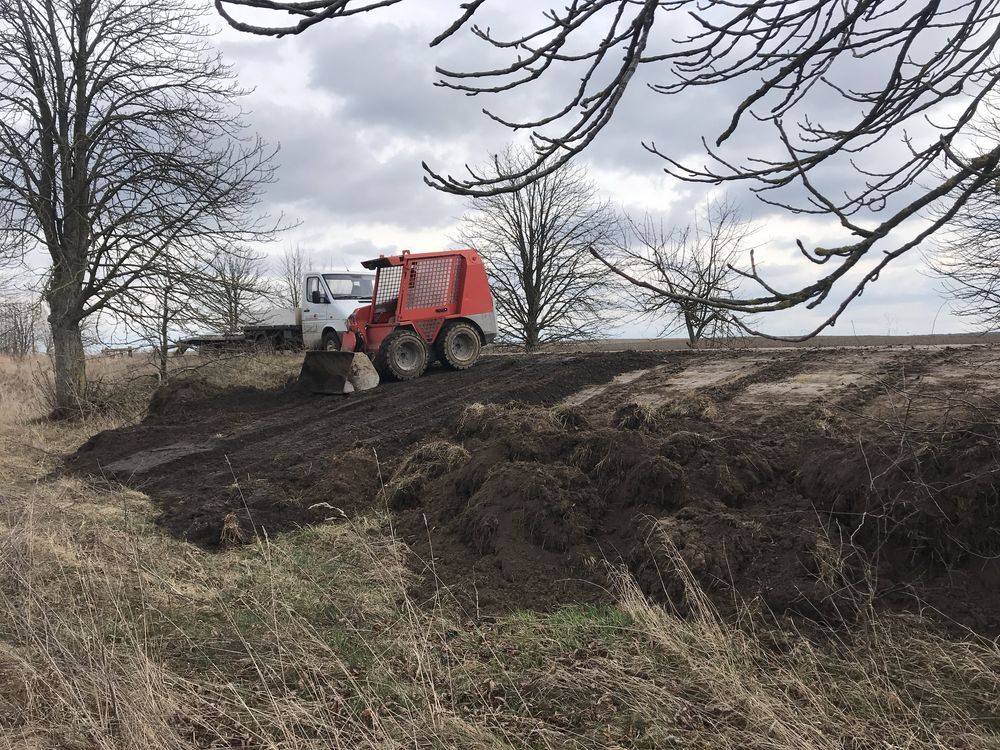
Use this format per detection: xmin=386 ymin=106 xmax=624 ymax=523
xmin=456 ymin=401 xmax=563 ymax=439
xmin=0 ymin=374 xmax=998 ymax=748
xmin=380 ymin=440 xmax=471 ymax=509
xmin=0 ymin=354 xmax=151 ymax=426
xmin=0 ymin=352 xmax=300 ymax=426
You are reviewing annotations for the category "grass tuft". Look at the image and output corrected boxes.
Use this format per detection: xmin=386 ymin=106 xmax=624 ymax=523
xmin=380 ymin=440 xmax=470 ymax=509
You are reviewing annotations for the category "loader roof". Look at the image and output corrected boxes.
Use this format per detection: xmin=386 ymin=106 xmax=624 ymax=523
xmin=360 ymin=248 xmax=479 ymax=269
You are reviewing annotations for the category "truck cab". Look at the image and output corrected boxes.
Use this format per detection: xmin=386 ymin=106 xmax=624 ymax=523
xmin=300 ymin=272 xmax=375 ymax=350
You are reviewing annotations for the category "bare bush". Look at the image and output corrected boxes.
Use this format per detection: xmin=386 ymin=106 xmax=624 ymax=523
xmin=0 ymin=300 xmax=42 ymax=358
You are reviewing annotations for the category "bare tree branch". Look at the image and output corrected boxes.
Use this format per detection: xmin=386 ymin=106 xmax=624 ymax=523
xmin=213 ymin=0 xmax=1000 ymax=338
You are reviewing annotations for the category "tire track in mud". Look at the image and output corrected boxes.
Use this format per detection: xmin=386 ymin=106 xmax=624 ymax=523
xmin=124 ymin=352 xmax=674 ymax=476
xmin=697 ymin=348 xmax=827 ymax=403
xmin=832 ymin=346 xmax=973 ymax=412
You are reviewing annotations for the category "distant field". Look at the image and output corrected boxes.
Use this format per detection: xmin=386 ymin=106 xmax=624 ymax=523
xmin=537 ymin=331 xmax=1000 ymax=351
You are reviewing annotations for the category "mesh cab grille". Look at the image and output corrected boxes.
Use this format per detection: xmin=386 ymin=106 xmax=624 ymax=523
xmin=375 ymin=266 xmax=403 ymax=307
xmin=405 ymin=256 xmax=463 ymax=310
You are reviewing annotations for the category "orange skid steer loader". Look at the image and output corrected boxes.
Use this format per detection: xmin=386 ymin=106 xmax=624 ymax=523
xmin=298 ymin=249 xmax=498 ymax=394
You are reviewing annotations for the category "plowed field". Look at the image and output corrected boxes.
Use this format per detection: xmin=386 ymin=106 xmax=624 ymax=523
xmin=71 ymin=345 xmax=1000 ymax=632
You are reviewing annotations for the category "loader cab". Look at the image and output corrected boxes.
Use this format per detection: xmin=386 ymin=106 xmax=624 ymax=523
xmin=300 ymin=271 xmax=375 ymax=350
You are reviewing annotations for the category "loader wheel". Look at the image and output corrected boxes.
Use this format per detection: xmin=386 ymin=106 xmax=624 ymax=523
xmin=436 ymin=321 xmax=482 ymax=370
xmin=375 ymin=329 xmax=429 ymax=381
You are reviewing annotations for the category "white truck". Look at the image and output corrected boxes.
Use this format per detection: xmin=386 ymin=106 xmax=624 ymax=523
xmin=177 ymin=271 xmax=374 ymax=353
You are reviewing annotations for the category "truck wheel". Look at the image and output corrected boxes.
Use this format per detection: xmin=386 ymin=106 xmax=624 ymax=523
xmin=321 ymin=330 xmax=341 ymax=351
xmin=375 ymin=329 xmax=429 ymax=380
xmin=435 ymin=321 xmax=482 ymax=370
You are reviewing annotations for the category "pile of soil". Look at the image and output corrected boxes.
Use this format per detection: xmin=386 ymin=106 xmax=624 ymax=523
xmin=390 ymin=397 xmax=1000 ymax=632
xmin=71 ymin=351 xmax=681 ymax=547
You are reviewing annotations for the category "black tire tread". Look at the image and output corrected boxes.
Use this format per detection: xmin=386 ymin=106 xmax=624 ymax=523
xmin=375 ymin=328 xmax=429 ymax=381
xmin=435 ymin=321 xmax=482 ymax=371
xmin=321 ymin=329 xmax=341 ymax=351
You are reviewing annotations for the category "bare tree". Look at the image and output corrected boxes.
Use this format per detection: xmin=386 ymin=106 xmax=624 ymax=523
xmin=930 ymin=199 xmax=1000 ymax=332
xmin=195 ymin=248 xmax=272 ymax=335
xmin=932 ymin=245 xmax=1000 ymax=333
xmin=101 ymin=252 xmax=200 ymax=379
xmin=0 ymin=0 xmax=278 ymax=416
xmin=613 ymin=199 xmax=752 ymax=348
xmin=926 ymin=107 xmax=1000 ymax=332
xmin=214 ymin=0 xmax=1000 ymax=338
xmin=457 ymin=151 xmax=616 ymax=349
xmin=275 ymin=245 xmax=310 ymax=309
xmin=0 ymin=299 xmax=43 ymax=358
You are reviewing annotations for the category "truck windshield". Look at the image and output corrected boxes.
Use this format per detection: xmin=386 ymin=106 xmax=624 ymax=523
xmin=323 ymin=275 xmax=373 ymax=299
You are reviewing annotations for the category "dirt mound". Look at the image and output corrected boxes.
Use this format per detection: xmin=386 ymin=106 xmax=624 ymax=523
xmin=382 ymin=440 xmax=471 ymax=509
xmin=70 ymin=351 xmax=679 ymax=545
xmin=175 ymin=446 xmax=383 ymax=548
xmin=393 ymin=396 xmax=1000 ymax=632
xmin=146 ymin=379 xmax=229 ymax=420
xmin=793 ymin=421 xmax=1000 ymax=630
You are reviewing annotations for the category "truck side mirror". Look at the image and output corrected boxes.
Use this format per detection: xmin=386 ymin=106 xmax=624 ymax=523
xmin=310 ymin=290 xmax=322 ymax=304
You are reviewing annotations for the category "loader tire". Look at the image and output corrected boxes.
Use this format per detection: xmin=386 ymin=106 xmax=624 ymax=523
xmin=436 ymin=321 xmax=482 ymax=370
xmin=375 ymin=328 xmax=429 ymax=381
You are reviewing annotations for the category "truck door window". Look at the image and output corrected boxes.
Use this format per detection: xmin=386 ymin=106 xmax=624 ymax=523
xmin=306 ymin=277 xmax=325 ymax=304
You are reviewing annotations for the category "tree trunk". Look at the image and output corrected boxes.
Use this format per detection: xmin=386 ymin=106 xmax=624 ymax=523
xmin=156 ymin=341 xmax=168 ymax=382
xmin=685 ymin=310 xmax=699 ymax=349
xmin=157 ymin=286 xmax=170 ymax=382
xmin=524 ymin=326 xmax=539 ymax=351
xmin=48 ymin=312 xmax=87 ymax=418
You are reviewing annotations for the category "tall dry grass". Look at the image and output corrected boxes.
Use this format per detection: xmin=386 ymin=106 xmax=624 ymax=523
xmin=0 ymin=353 xmax=157 ymax=425
xmin=0 ymin=355 xmax=52 ymax=425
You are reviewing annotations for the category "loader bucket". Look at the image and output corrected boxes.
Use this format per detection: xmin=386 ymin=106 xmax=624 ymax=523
xmin=298 ymin=351 xmax=380 ymax=395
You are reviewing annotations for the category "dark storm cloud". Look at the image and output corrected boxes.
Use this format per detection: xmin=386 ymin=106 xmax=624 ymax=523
xmin=300 ymin=22 xmax=501 ymax=139
xmin=230 ymin=8 xmax=910 ymax=227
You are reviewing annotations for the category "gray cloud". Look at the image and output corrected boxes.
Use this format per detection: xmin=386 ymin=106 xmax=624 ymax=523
xmin=218 ymin=5 xmax=971 ymax=335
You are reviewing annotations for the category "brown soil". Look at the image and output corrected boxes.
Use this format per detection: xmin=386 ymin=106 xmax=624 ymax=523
xmin=70 ymin=345 xmax=1000 ymax=633
xmin=71 ymin=352 xmax=679 ymax=547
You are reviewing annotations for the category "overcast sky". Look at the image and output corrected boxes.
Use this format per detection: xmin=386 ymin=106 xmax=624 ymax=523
xmin=215 ymin=1 xmax=968 ymax=338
